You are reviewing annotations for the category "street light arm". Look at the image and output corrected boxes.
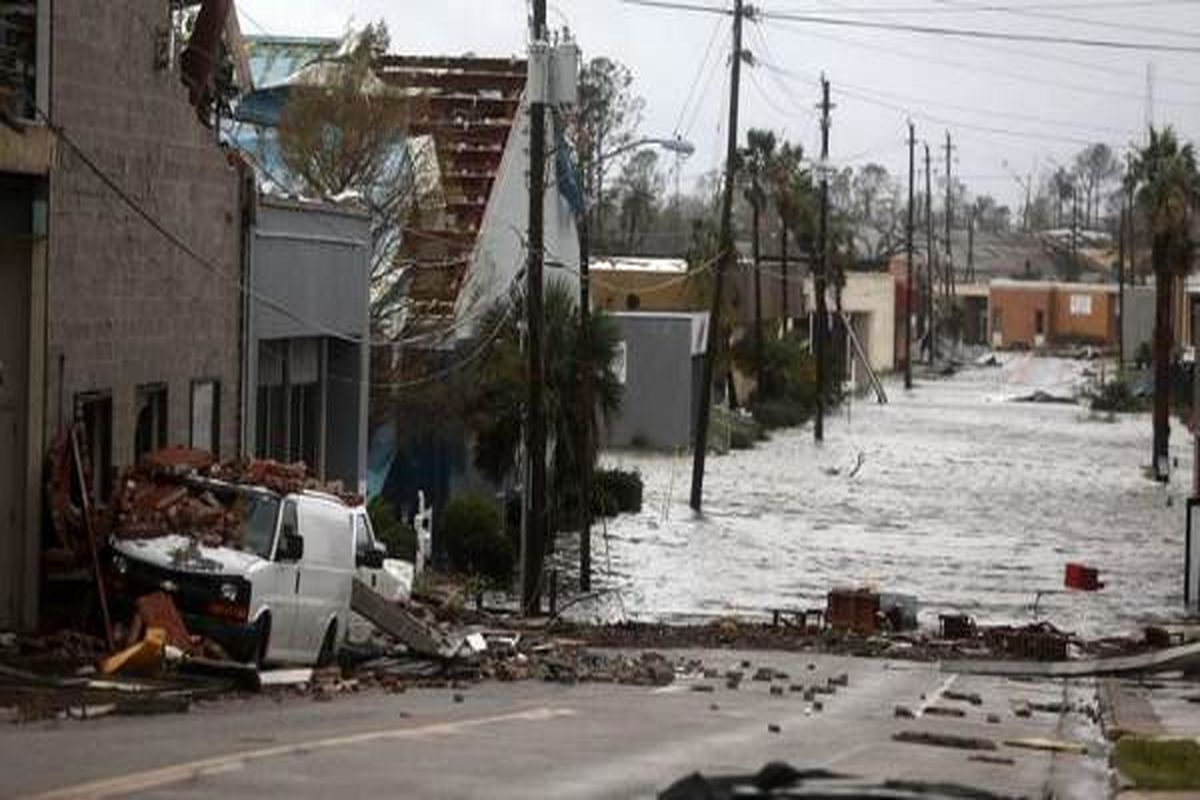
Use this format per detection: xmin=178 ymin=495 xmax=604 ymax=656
xmin=599 ymin=136 xmax=696 ymax=162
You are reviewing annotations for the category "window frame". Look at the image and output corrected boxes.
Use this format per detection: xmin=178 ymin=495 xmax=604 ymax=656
xmin=189 ymin=378 xmax=221 ymax=457
xmin=73 ymin=390 xmax=113 ymax=506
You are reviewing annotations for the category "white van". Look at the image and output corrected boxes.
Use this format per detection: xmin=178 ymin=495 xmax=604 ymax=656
xmin=109 ymin=485 xmax=381 ymax=666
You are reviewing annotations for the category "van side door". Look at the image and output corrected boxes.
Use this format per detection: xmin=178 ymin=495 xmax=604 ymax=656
xmin=293 ymin=498 xmax=355 ymax=659
xmin=261 ymin=499 xmax=302 ymax=661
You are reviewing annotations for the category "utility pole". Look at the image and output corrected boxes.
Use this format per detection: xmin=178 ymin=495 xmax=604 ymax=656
xmin=944 ymin=131 xmax=954 ymax=300
xmin=1127 ymin=152 xmax=1139 ymax=285
xmin=925 ymin=143 xmax=936 ymax=364
xmin=967 ymin=208 xmax=975 ymax=284
xmin=815 ymin=74 xmax=833 ymax=443
xmin=1071 ymin=183 xmax=1079 ymax=272
xmin=781 ymin=217 xmax=790 ymax=331
xmin=691 ymin=0 xmax=746 ymax=511
xmin=522 ymin=0 xmax=548 ymax=615
xmin=752 ymin=157 xmax=764 ymax=393
xmin=577 ymin=202 xmax=593 ymax=593
xmin=905 ymin=121 xmax=915 ymax=391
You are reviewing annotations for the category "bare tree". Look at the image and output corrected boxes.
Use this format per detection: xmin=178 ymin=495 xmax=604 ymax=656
xmin=276 ymin=23 xmax=420 ymax=330
xmin=572 ymin=57 xmax=645 ymax=242
xmin=1074 ymin=143 xmax=1119 ymax=228
xmin=613 ymin=149 xmax=665 ymax=250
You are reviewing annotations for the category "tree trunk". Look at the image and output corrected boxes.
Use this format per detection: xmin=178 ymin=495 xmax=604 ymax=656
xmin=1152 ymin=233 xmax=1172 ymax=481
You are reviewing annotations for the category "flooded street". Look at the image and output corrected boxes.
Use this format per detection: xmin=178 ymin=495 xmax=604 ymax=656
xmin=589 ymin=355 xmax=1192 ymax=637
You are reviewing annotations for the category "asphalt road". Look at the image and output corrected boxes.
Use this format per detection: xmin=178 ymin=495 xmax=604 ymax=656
xmin=1 ymin=650 xmax=1109 ymax=799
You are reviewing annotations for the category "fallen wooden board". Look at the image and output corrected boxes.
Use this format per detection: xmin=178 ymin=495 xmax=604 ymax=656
xmin=1004 ymin=737 xmax=1088 ymax=755
xmin=892 ymin=731 xmax=997 ymax=751
xmin=350 ymin=578 xmax=458 ymax=660
xmin=942 ymin=641 xmax=1200 ymax=678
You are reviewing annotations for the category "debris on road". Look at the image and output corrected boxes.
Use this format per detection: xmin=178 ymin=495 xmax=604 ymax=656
xmin=1003 ymin=737 xmax=1089 ymax=755
xmin=893 ymin=731 xmax=998 ymax=751
xmin=1010 ymin=390 xmax=1077 ymax=405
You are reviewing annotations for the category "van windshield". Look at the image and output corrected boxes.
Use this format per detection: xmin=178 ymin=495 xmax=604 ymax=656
xmin=235 ymin=494 xmax=281 ymax=559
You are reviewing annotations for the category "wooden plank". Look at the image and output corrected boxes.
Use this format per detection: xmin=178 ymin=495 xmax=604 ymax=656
xmin=350 ymin=578 xmax=455 ymax=659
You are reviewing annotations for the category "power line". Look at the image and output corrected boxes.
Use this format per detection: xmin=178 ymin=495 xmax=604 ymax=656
xmin=38 ymin=104 xmax=530 ymax=356
xmin=925 ymin=0 xmax=1200 ymax=42
xmin=33 ymin=106 xmax=372 ymax=348
xmin=764 ymin=18 xmax=1200 ymax=110
xmin=761 ymin=0 xmax=1200 ymax=12
xmin=755 ymin=52 xmax=1140 ymax=139
xmin=796 ymin=0 xmax=1200 ymax=91
xmin=622 ymin=0 xmax=732 ymax=15
xmin=757 ymin=8 xmax=1200 ymax=53
xmin=675 ymin=12 xmax=728 ymax=135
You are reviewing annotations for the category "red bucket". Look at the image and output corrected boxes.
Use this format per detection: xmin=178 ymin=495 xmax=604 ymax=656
xmin=1064 ymin=563 xmax=1103 ymax=592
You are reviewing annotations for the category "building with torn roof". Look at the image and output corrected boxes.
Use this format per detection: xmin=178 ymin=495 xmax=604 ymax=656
xmin=231 ymin=37 xmax=582 ymax=340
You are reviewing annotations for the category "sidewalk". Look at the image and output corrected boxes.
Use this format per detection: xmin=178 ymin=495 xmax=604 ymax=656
xmin=1102 ymin=671 xmax=1200 ymax=797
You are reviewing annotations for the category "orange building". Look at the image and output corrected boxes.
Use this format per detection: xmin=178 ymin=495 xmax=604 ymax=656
xmin=988 ymin=280 xmax=1118 ymax=349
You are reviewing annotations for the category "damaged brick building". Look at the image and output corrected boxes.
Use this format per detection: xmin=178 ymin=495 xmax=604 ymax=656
xmin=0 ymin=0 xmax=248 ymax=631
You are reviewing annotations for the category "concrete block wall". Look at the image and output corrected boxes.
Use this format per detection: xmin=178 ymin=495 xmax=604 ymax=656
xmin=44 ymin=0 xmax=244 ymax=467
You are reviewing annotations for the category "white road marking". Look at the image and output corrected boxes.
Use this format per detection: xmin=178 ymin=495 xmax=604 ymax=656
xmin=21 ymin=707 xmax=576 ymax=800
xmin=916 ymin=675 xmax=958 ymax=718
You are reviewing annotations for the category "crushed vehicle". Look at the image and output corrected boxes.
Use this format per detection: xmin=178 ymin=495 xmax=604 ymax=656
xmin=105 ymin=453 xmax=413 ymax=667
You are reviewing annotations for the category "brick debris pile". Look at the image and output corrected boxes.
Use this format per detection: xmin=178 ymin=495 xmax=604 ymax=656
xmin=111 ymin=447 xmax=360 ymax=548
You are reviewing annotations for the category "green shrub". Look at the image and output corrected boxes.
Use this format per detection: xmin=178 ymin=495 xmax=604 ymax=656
xmin=1115 ymin=737 xmax=1200 ymax=790
xmin=593 ymin=468 xmax=643 ymax=517
xmin=729 ymin=425 xmax=757 ymax=450
xmin=1135 ymin=341 xmax=1153 ymax=369
xmin=1090 ymin=380 xmax=1146 ymax=413
xmin=750 ymin=399 xmax=812 ymax=430
xmin=733 ymin=333 xmax=821 ymax=430
xmin=441 ymin=493 xmax=512 ymax=586
xmin=367 ymin=496 xmax=416 ymax=561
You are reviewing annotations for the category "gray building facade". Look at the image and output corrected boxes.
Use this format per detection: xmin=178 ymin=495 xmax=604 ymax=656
xmin=246 ymin=197 xmax=371 ymax=494
xmin=603 ymin=312 xmax=708 ymax=451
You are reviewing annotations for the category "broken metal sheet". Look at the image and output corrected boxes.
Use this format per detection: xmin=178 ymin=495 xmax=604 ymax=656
xmin=944 ymin=641 xmax=1200 ymax=678
xmin=350 ymin=578 xmax=457 ymax=660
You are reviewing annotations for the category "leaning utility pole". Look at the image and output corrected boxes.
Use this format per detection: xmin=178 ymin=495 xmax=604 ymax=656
xmin=522 ymin=0 xmax=548 ymax=614
xmin=944 ymin=131 xmax=954 ymax=300
xmin=814 ymin=75 xmax=833 ymax=443
xmin=1118 ymin=200 xmax=1127 ymax=376
xmin=691 ymin=0 xmax=747 ymax=511
xmin=924 ymin=142 xmax=936 ymax=364
xmin=905 ymin=121 xmax=915 ymax=391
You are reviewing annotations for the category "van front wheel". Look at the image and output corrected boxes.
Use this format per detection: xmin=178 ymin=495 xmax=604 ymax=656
xmin=251 ymin=615 xmax=271 ymax=667
xmin=316 ymin=621 xmax=338 ymax=668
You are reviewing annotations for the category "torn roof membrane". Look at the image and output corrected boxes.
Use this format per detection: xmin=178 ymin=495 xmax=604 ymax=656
xmin=376 ymin=55 xmax=528 ymax=321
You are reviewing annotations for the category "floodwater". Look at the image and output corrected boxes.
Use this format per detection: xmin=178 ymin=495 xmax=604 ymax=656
xmin=578 ymin=355 xmax=1194 ymax=638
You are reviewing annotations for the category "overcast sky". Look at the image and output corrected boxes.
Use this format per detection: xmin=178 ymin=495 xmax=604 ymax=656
xmin=237 ymin=0 xmax=1200 ymax=211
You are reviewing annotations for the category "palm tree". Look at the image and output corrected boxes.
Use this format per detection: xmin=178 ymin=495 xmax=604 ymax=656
xmin=770 ymin=142 xmax=815 ymax=334
xmin=742 ymin=129 xmax=778 ymax=393
xmin=468 ymin=281 xmax=624 ymax=516
xmin=1130 ymin=126 xmax=1200 ymax=480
